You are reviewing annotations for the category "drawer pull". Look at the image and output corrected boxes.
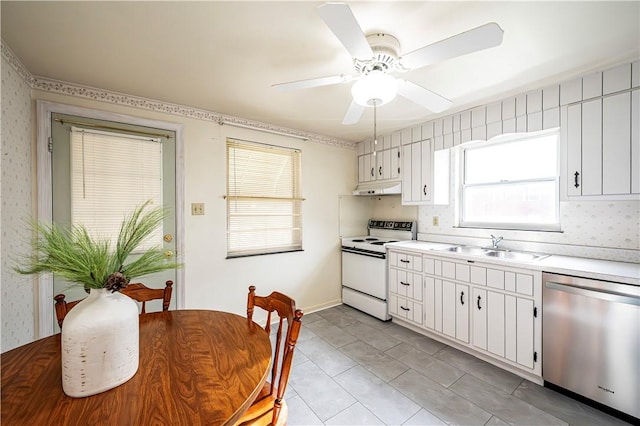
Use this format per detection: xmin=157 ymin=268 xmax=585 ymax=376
xmin=400 ymin=306 xmax=410 ymax=311
xmin=477 ymin=295 xmax=482 ymax=310
xmin=460 ymin=291 xmax=465 ymax=305
xmin=400 ymin=281 xmax=410 ymax=286
xmin=400 ymin=259 xmax=410 ymax=264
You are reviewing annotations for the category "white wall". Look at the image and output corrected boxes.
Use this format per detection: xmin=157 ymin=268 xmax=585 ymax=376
xmin=1 ymin=58 xmax=357 ymax=349
xmin=1 ymin=55 xmax=36 ymax=352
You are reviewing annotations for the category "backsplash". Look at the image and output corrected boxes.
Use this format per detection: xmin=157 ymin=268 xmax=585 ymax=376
xmin=417 ymin=200 xmax=640 ymax=263
xmin=1 ymin=55 xmax=36 ymax=352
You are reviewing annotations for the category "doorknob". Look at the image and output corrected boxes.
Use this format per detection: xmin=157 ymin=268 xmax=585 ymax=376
xmin=164 ymin=250 xmax=174 ymax=258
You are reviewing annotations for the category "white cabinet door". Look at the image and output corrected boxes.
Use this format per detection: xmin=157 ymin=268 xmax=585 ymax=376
xmin=602 ymin=92 xmax=631 ymax=195
xmin=633 ymin=90 xmax=640 ymax=194
xmin=487 ymin=291 xmax=506 ymax=357
xmin=434 ymin=278 xmax=443 ymax=333
xmin=472 ymin=288 xmax=487 ymax=351
xmin=516 ymin=298 xmax=535 ymax=369
xmin=362 ymin=153 xmax=373 ymax=183
xmin=456 ymin=283 xmax=470 ymax=343
xmin=420 ymin=139 xmax=432 ymax=202
xmin=582 ymin=99 xmax=603 ymax=195
xmin=442 ymin=280 xmax=456 ymax=338
xmin=566 ymin=104 xmax=582 ymax=196
xmin=411 ymin=142 xmax=422 ymax=202
xmin=424 ymin=276 xmax=435 ymax=330
xmin=505 ymin=295 xmax=517 ymax=363
xmin=402 ymin=144 xmax=413 ymax=204
xmin=358 ymin=155 xmax=365 ymax=184
xmin=390 ymin=147 xmax=400 ymax=180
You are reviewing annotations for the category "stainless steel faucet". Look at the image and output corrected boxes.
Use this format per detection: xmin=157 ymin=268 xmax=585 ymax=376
xmin=490 ymin=234 xmax=504 ymax=249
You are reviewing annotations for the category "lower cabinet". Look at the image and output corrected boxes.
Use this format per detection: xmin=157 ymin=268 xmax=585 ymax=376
xmin=388 ymin=249 xmax=542 ymax=380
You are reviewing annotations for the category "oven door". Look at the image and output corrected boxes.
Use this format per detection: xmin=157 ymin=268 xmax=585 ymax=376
xmin=341 ymin=248 xmax=387 ymax=300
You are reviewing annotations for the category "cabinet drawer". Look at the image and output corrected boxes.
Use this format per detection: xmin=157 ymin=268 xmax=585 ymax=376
xmin=391 ymin=270 xmax=423 ymax=301
xmin=442 ymin=261 xmax=456 ymax=279
xmin=470 ymin=266 xmax=486 ymax=285
xmin=516 ymin=274 xmax=534 ymax=296
xmin=390 ymin=251 xmax=422 ymax=272
xmin=392 ymin=295 xmax=423 ymax=325
xmin=487 ymin=268 xmax=505 ymax=289
xmin=456 ymin=264 xmax=470 ymax=282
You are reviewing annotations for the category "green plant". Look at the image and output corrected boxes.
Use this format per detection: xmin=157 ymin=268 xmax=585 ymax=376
xmin=16 ymin=200 xmax=180 ymax=291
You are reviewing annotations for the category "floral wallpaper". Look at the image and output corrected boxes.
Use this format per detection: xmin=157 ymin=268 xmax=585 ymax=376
xmin=1 ymin=54 xmax=35 ymax=352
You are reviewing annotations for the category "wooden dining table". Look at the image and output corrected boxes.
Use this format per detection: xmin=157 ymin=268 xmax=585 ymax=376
xmin=1 ymin=310 xmax=272 ymax=425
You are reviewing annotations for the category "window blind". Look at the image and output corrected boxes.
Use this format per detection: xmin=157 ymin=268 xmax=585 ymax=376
xmin=70 ymin=127 xmax=163 ymax=250
xmin=226 ymin=138 xmax=302 ymax=257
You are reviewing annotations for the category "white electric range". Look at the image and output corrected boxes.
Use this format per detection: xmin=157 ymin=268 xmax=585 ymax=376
xmin=341 ymin=220 xmax=417 ymax=320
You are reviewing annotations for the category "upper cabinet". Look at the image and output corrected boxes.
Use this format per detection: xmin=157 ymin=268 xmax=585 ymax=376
xmin=565 ymin=62 xmax=639 ymax=198
xmin=357 ymin=137 xmax=401 ymax=184
xmin=356 ymin=59 xmax=640 ymax=200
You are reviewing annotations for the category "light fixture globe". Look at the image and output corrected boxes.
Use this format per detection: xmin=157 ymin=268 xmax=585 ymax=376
xmin=351 ymin=70 xmax=398 ymax=107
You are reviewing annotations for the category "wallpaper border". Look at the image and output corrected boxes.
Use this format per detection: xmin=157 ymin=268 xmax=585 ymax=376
xmin=0 ymin=40 xmax=356 ymax=150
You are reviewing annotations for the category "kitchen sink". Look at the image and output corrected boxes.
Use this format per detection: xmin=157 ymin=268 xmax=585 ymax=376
xmin=437 ymin=245 xmax=549 ymax=261
xmin=484 ymin=250 xmax=549 ymax=261
xmin=440 ymin=246 xmax=489 ymax=255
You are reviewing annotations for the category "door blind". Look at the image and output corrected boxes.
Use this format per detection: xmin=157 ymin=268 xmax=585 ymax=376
xmin=70 ymin=127 xmax=163 ymax=250
xmin=226 ymin=138 xmax=303 ymax=257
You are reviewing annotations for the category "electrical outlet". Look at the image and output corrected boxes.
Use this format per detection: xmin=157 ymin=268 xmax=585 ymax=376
xmin=432 ymin=216 xmax=439 ymax=226
xmin=191 ymin=203 xmax=205 ymax=215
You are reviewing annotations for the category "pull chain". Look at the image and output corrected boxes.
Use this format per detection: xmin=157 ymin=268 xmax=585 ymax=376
xmin=373 ymin=100 xmax=378 ymax=157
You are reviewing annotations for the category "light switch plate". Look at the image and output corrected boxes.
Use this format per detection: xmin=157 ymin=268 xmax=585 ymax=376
xmin=191 ymin=203 xmax=205 ymax=215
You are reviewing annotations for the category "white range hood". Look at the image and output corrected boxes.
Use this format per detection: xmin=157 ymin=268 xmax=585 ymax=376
xmin=352 ymin=181 xmax=401 ymax=196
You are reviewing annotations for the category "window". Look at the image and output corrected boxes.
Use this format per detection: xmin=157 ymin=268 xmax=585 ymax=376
xmin=70 ymin=127 xmax=163 ymax=250
xmin=226 ymin=138 xmax=303 ymax=257
xmin=460 ymin=131 xmax=560 ymax=231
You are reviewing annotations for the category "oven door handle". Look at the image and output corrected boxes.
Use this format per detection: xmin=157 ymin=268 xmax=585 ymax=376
xmin=341 ymin=247 xmax=386 ymax=259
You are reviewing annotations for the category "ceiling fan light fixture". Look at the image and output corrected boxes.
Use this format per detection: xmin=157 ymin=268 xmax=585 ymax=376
xmin=351 ymin=70 xmax=398 ymax=107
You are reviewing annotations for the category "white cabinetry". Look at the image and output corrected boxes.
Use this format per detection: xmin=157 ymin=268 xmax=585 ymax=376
xmin=388 ymin=249 xmax=424 ymax=326
xmin=566 ymin=79 xmax=639 ymax=197
xmin=357 ymin=143 xmax=401 ymax=184
xmin=389 ymin=250 xmax=542 ymax=380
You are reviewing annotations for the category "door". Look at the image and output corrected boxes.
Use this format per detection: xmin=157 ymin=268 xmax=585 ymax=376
xmin=50 ymin=113 xmax=177 ymax=328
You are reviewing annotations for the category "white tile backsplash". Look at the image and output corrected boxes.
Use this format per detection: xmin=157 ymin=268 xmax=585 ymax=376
xmin=418 ymin=200 xmax=640 ymax=263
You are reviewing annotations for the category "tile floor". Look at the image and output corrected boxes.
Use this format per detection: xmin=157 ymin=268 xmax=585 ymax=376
xmin=283 ymin=304 xmax=631 ymax=425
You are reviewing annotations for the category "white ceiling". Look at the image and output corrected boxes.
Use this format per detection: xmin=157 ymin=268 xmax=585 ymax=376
xmin=2 ymin=1 xmax=639 ymax=143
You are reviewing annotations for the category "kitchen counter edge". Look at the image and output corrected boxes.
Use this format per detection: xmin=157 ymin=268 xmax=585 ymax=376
xmin=386 ymin=240 xmax=640 ymax=286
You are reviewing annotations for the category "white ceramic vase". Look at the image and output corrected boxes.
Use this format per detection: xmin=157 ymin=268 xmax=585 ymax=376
xmin=61 ymin=288 xmax=139 ymax=397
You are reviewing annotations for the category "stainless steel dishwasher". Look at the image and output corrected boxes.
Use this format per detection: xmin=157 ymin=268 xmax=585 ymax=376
xmin=543 ymin=272 xmax=640 ymax=421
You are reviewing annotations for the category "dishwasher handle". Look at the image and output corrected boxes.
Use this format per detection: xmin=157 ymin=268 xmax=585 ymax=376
xmin=545 ymin=281 xmax=640 ymax=306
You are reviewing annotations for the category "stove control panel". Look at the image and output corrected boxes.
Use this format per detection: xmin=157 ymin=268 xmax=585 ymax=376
xmin=368 ymin=220 xmax=416 ymax=232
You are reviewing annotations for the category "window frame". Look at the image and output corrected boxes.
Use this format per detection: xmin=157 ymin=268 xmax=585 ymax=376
xmin=226 ymin=138 xmax=303 ymax=258
xmin=458 ymin=130 xmax=561 ymax=232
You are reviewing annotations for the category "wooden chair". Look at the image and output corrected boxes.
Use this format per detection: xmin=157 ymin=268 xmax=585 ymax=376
xmin=235 ymin=286 xmax=304 ymax=426
xmin=54 ymin=280 xmax=173 ymax=328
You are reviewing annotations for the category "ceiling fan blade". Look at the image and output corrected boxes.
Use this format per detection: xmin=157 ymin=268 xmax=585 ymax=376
xmin=272 ymin=74 xmax=353 ymax=91
xmin=342 ymin=100 xmax=365 ymax=125
xmin=317 ymin=2 xmax=373 ymax=60
xmin=401 ymin=22 xmax=504 ymax=70
xmin=397 ymin=80 xmax=453 ymax=113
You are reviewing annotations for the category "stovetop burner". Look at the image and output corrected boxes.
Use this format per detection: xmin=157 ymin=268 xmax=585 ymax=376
xmin=365 ymin=238 xmax=378 ymax=241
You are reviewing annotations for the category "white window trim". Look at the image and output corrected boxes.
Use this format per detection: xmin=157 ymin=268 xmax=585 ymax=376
xmin=457 ymin=130 xmax=561 ymax=232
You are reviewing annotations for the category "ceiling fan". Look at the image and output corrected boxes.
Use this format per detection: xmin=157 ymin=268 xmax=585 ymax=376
xmin=273 ymin=2 xmax=504 ymax=125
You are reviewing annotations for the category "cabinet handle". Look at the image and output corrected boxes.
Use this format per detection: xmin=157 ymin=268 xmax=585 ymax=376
xmin=400 ymin=281 xmax=410 ymax=286
xmin=423 ymin=185 xmax=427 ymax=196
xmin=379 ymin=166 xmax=382 ymax=176
xmin=400 ymin=259 xmax=410 ymax=264
xmin=460 ymin=291 xmax=465 ymax=305
xmin=400 ymin=306 xmax=410 ymax=311
xmin=398 ymin=167 xmax=401 ymax=174
xmin=574 ymin=171 xmax=580 ymax=188
xmin=371 ymin=167 xmax=374 ymax=177
xmin=477 ymin=295 xmax=482 ymax=310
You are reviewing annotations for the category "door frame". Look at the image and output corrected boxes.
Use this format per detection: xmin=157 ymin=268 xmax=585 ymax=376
xmin=35 ymin=100 xmax=185 ymax=338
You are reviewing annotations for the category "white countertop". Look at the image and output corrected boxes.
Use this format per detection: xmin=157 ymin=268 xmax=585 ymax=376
xmin=387 ymin=240 xmax=640 ymax=285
